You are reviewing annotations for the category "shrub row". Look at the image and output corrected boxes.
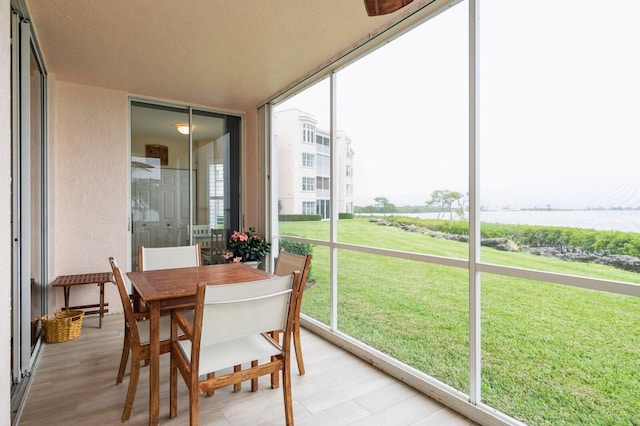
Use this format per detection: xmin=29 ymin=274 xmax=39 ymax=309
xmin=279 ymin=214 xmax=322 ymax=222
xmin=279 ymin=213 xmax=354 ymax=221
xmin=386 ymin=216 xmax=640 ymax=257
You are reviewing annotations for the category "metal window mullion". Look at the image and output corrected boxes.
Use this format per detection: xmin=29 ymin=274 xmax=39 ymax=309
xmin=468 ymin=0 xmax=481 ymax=405
xmin=329 ymin=72 xmax=338 ymax=331
xmin=11 ymin=10 xmax=21 ymax=386
xmin=263 ymin=104 xmax=280 ymax=265
xmin=188 ymin=107 xmax=194 ymax=244
xmin=19 ymin=19 xmax=32 ymax=376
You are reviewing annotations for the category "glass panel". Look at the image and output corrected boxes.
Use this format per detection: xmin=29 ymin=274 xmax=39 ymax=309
xmin=482 ymin=273 xmax=640 ymax=424
xmin=131 ymin=103 xmax=190 ymax=269
xmin=131 ymin=103 xmax=241 ymax=269
xmin=191 ymin=110 xmax=230 ymax=264
xmin=337 ymin=250 xmax=469 ymax=393
xmin=10 ymin=9 xmax=16 ymax=391
xmin=479 ymin=1 xmax=640 ymax=279
xmin=274 ymin=78 xmax=331 ymax=241
xmin=29 ymin=45 xmax=44 ymax=352
xmin=297 ymin=244 xmax=330 ymax=326
xmin=335 ymin=4 xmax=469 ymax=256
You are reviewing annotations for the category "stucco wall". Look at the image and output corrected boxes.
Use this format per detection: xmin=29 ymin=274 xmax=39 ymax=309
xmin=1 ymin=0 xmax=12 ymax=422
xmin=50 ymin=81 xmax=129 ymax=314
xmin=49 ymin=82 xmax=262 ymax=314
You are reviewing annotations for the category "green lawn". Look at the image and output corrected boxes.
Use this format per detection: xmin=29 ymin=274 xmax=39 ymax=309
xmin=280 ymin=217 xmax=640 ymax=426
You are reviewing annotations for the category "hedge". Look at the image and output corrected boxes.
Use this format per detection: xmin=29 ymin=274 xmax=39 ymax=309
xmin=279 ymin=214 xmax=322 ymax=222
xmin=386 ymin=216 xmax=640 ymax=257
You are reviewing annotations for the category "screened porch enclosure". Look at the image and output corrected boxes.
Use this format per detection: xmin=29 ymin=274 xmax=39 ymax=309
xmin=271 ymin=1 xmax=640 ymax=424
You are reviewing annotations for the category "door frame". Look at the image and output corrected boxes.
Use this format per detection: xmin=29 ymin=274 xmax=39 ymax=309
xmin=11 ymin=10 xmax=48 ymax=405
xmin=128 ymin=99 xmax=243 ymax=269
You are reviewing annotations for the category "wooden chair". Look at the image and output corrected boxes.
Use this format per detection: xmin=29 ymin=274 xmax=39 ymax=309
xmin=109 ymin=257 xmax=175 ymax=422
xmin=132 ymin=244 xmax=202 ymax=312
xmin=169 ymin=272 xmax=303 ymax=426
xmin=238 ymin=249 xmax=312 ymax=391
xmin=188 ymin=225 xmax=212 ymax=264
xmin=138 ymin=244 xmax=202 ymax=271
xmin=209 ymin=228 xmax=226 ymax=264
xmin=273 ymin=249 xmax=312 ymax=376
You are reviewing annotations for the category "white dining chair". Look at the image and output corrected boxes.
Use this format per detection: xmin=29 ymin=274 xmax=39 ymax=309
xmin=138 ymin=244 xmax=202 ymax=271
xmin=169 ymin=271 xmax=303 ymax=426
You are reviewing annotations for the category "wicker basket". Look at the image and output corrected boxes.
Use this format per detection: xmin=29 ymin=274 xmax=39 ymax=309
xmin=41 ymin=310 xmax=84 ymax=343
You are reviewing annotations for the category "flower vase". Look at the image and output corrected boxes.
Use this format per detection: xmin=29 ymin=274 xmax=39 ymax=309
xmin=242 ymin=261 xmax=261 ymax=269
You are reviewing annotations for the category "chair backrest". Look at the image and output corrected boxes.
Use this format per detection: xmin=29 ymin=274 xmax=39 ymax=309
xmin=109 ymin=257 xmax=141 ymax=345
xmin=196 ymin=273 xmax=302 ymax=347
xmin=210 ymin=229 xmax=226 ymax=254
xmin=189 ymin=225 xmax=211 ymax=248
xmin=274 ymin=249 xmax=312 ymax=289
xmin=138 ymin=244 xmax=201 ymax=271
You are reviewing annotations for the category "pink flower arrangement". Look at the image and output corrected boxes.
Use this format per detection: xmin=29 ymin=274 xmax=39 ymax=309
xmin=222 ymin=227 xmax=271 ymax=262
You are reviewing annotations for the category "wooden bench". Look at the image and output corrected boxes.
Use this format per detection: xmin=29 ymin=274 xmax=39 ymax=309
xmin=52 ymin=272 xmax=112 ymax=328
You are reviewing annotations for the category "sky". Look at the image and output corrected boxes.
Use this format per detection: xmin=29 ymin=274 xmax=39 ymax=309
xmin=275 ymin=1 xmax=640 ymax=210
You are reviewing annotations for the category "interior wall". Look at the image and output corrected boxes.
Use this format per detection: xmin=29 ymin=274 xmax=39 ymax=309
xmin=1 ymin=0 xmax=12 ymax=421
xmin=50 ymin=80 xmax=128 ymax=313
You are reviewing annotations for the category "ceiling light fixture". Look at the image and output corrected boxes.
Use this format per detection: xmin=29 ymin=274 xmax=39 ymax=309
xmin=175 ymin=123 xmax=193 ymax=135
xmin=363 ymin=0 xmax=413 ymax=16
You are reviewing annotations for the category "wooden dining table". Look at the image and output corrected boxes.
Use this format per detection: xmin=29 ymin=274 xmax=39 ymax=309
xmin=126 ymin=263 xmax=274 ymax=426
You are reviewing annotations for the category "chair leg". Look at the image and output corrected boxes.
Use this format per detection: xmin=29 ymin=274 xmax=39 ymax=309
xmin=122 ymin=350 xmax=141 ymax=422
xmin=271 ymin=354 xmax=280 ymax=389
xmin=116 ymin=334 xmax=130 ymax=385
xmin=189 ymin=385 xmax=199 ymax=426
xmin=206 ymin=372 xmax=215 ymax=397
xmin=292 ymin=322 xmax=305 ymax=375
xmin=233 ymin=365 xmax=241 ymax=392
xmin=170 ymin=350 xmax=178 ymax=419
xmin=251 ymin=360 xmax=258 ymax=392
xmin=271 ymin=331 xmax=281 ymax=389
xmin=282 ymin=358 xmax=294 ymax=426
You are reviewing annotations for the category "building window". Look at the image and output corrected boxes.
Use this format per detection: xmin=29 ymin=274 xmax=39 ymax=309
xmin=346 ymin=165 xmax=352 ymax=177
xmin=209 ymin=164 xmax=225 ymax=228
xmin=316 ymin=177 xmax=330 ymax=190
xmin=303 ymin=123 xmax=315 ymax=143
xmin=302 ymin=201 xmax=315 ymax=214
xmin=316 ymin=134 xmax=330 ymax=147
xmin=302 ymin=152 xmax=315 ymax=168
xmin=316 ymin=199 xmax=330 ymax=219
xmin=302 ymin=177 xmax=315 ymax=191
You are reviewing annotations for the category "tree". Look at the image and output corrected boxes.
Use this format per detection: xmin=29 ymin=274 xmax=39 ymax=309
xmin=426 ymin=190 xmax=468 ymax=220
xmin=374 ymin=196 xmax=396 ymax=216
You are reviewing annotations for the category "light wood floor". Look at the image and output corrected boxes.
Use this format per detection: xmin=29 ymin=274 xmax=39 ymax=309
xmin=17 ymin=314 xmax=477 ymax=425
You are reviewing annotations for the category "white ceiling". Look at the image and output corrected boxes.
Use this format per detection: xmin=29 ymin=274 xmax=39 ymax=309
xmin=23 ymin=0 xmax=444 ymax=112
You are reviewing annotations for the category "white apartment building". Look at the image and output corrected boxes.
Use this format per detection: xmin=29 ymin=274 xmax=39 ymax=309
xmin=274 ymin=108 xmax=354 ymax=218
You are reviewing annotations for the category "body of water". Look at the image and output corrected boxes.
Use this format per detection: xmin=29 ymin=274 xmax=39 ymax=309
xmin=366 ymin=210 xmax=640 ymax=233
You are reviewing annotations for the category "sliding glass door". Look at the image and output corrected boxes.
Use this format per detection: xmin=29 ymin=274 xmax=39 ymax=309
xmin=11 ymin=11 xmax=47 ymax=404
xmin=130 ymin=101 xmax=241 ymax=269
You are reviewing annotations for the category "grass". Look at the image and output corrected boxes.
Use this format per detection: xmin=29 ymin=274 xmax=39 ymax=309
xmin=280 ymin=217 xmax=640 ymax=426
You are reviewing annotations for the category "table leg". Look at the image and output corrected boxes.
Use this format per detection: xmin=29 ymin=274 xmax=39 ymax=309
xmin=99 ymin=283 xmax=105 ymax=328
xmin=63 ymin=287 xmax=70 ymax=311
xmin=148 ymin=301 xmax=160 ymax=426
